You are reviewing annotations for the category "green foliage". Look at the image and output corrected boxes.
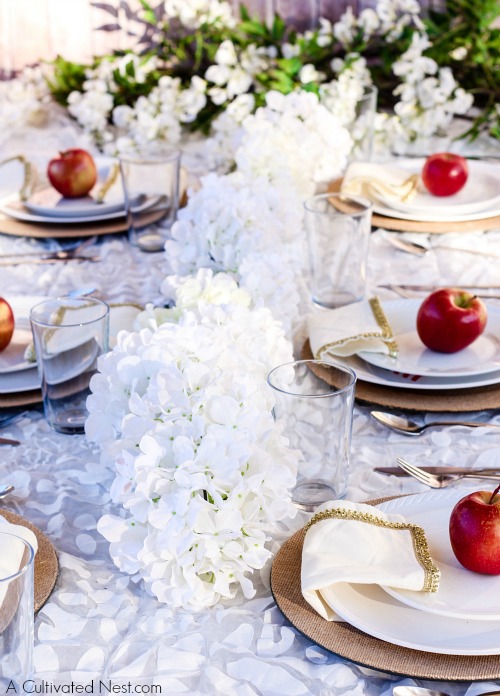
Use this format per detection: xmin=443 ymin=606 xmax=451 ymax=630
xmin=46 ymin=0 xmax=500 ymax=140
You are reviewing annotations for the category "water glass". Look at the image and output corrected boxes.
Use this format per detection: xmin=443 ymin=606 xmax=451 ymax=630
xmin=350 ymin=84 xmax=378 ymax=162
xmin=30 ymin=297 xmax=109 ymax=434
xmin=304 ymin=192 xmax=372 ymax=309
xmin=119 ymin=150 xmax=181 ymax=252
xmin=267 ymin=360 xmax=356 ymax=511
xmin=0 ymin=531 xmax=35 ymax=690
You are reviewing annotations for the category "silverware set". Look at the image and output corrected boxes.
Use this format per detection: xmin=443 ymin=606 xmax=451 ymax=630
xmin=371 ymin=410 xmax=500 ymax=436
xmin=0 ymin=235 xmax=100 ymax=264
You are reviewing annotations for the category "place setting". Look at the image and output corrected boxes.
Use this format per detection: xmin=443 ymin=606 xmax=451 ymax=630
xmin=270 ymin=483 xmax=500 ymax=680
xmin=328 ymin=154 xmax=500 ymax=234
xmin=303 ymin=288 xmax=500 ymax=412
xmin=0 ymin=294 xmax=142 ymax=410
xmin=0 ymin=150 xmax=182 ymax=240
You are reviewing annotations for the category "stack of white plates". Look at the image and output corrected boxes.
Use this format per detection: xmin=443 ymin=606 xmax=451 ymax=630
xmin=0 ymin=157 xmax=151 ymax=227
xmin=322 ymin=489 xmax=500 ymax=655
xmin=371 ymin=158 xmax=500 ymax=224
xmin=333 ymin=299 xmax=500 ymax=392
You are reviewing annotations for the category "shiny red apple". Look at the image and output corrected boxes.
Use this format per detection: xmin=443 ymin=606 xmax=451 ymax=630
xmin=421 ymin=153 xmax=468 ymax=197
xmin=47 ymin=148 xmax=97 ymax=198
xmin=416 ymin=288 xmax=487 ymax=353
xmin=0 ymin=298 xmax=14 ymax=352
xmin=449 ymin=483 xmax=500 ymax=575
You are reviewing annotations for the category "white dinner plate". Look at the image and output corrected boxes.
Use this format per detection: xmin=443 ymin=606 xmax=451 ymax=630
xmin=321 ymin=579 xmax=500 ymax=656
xmin=329 ymin=352 xmax=500 ymax=391
xmin=358 ymin=300 xmax=500 ymax=378
xmin=378 ymin=489 xmax=500 ymax=621
xmin=24 ymin=157 xmax=125 ymax=218
xmin=376 ymin=159 xmax=500 ymax=217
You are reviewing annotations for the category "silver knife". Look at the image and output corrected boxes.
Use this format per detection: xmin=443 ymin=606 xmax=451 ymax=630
xmin=379 ymin=284 xmax=500 ymax=300
xmin=0 ymin=255 xmax=101 ymax=266
xmin=0 ymin=437 xmax=20 ymax=446
xmin=375 ymin=466 xmax=500 ymax=477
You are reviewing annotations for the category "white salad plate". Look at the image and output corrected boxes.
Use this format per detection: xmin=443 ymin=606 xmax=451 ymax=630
xmin=0 ymin=296 xmax=42 ymax=376
xmin=376 ymin=159 xmax=500 ymax=218
xmin=358 ymin=300 xmax=500 ymax=378
xmin=319 ymin=489 xmax=500 ymax=655
xmin=378 ymin=489 xmax=500 ymax=622
xmin=24 ymin=157 xmax=124 ymax=218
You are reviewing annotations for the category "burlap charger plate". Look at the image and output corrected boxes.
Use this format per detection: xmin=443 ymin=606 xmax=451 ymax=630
xmin=0 ymin=390 xmax=42 ymax=409
xmin=301 ymin=340 xmax=500 ymax=413
xmin=270 ymin=496 xmax=500 ymax=681
xmin=328 ymin=178 xmax=500 ymax=234
xmin=0 ymin=509 xmax=58 ymax=612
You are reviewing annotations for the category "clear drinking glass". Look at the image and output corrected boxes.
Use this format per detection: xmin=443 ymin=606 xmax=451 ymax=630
xmin=119 ymin=150 xmax=181 ymax=252
xmin=0 ymin=531 xmax=35 ymax=690
xmin=304 ymin=192 xmax=373 ymax=309
xmin=349 ymin=84 xmax=378 ymax=162
xmin=267 ymin=359 xmax=356 ymax=511
xmin=30 ymin=297 xmax=109 ymax=434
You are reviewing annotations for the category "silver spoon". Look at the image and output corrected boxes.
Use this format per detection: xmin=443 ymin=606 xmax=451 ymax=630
xmin=371 ymin=410 xmax=500 ymax=436
xmin=0 ymin=484 xmax=14 ymax=498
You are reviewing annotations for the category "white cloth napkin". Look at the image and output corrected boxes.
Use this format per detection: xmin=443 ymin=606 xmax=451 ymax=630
xmin=308 ymin=297 xmax=398 ymax=358
xmin=301 ymin=500 xmax=440 ymax=621
xmin=0 ymin=517 xmax=38 ymax=607
xmin=341 ymin=161 xmax=420 ymax=205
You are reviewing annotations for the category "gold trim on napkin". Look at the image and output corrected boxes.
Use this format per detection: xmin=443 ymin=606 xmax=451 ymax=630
xmin=304 ymin=507 xmax=440 ymax=593
xmin=315 ymin=296 xmax=398 ymax=359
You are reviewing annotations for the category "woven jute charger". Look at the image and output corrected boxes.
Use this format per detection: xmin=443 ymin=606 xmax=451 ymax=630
xmin=328 ymin=178 xmax=500 ymax=234
xmin=301 ymin=340 xmax=500 ymax=413
xmin=0 ymin=509 xmax=58 ymax=612
xmin=270 ymin=496 xmax=500 ymax=681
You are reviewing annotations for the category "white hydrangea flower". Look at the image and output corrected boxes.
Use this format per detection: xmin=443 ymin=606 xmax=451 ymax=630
xmin=236 ymin=90 xmax=352 ymax=192
xmin=87 ymin=271 xmax=298 ymax=610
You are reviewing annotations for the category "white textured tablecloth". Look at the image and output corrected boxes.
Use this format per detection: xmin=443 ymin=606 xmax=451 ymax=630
xmin=1 ymin=122 xmax=500 ymax=696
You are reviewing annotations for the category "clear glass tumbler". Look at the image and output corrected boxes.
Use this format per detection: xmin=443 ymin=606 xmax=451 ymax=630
xmin=267 ymin=359 xmax=356 ymax=511
xmin=349 ymin=84 xmax=378 ymax=162
xmin=30 ymin=297 xmax=109 ymax=434
xmin=119 ymin=150 xmax=181 ymax=252
xmin=304 ymin=192 xmax=372 ymax=309
xmin=0 ymin=531 xmax=35 ymax=690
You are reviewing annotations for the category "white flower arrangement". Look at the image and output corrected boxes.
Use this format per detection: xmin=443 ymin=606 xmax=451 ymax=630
xmin=87 ymin=270 xmax=299 ymax=610
xmin=164 ymin=89 xmax=349 ymax=332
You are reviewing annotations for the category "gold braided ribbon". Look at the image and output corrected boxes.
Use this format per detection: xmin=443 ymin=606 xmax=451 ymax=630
xmin=304 ymin=507 xmax=440 ymax=593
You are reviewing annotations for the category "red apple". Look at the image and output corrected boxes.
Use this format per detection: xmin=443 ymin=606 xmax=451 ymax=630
xmin=422 ymin=153 xmax=468 ymax=197
xmin=449 ymin=483 xmax=500 ymax=575
xmin=47 ymin=148 xmax=97 ymax=198
xmin=416 ymin=288 xmax=487 ymax=353
xmin=0 ymin=298 xmax=14 ymax=352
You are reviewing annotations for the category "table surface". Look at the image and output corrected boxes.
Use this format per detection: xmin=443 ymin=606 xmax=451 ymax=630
xmin=1 ymin=117 xmax=500 ymax=696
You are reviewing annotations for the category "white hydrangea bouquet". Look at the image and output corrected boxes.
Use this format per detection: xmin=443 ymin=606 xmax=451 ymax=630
xmin=86 ymin=271 xmax=300 ymax=610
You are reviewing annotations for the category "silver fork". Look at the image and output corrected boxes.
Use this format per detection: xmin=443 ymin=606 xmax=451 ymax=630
xmin=396 ymin=457 xmax=500 ymax=489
